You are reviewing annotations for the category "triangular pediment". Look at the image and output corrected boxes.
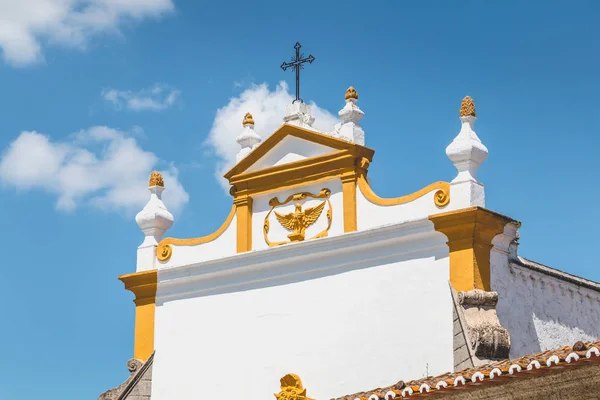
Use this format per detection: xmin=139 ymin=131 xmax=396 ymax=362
xmin=224 ymin=124 xmax=373 ymax=180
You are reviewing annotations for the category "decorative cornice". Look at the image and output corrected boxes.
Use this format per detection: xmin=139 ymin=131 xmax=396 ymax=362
xmin=224 ymin=123 xmax=374 ymax=180
xmin=458 ymin=289 xmax=498 ymax=307
xmin=229 ymin=150 xmax=370 ymax=197
xmin=513 ymin=257 xmax=600 ymax=294
xmin=119 ymin=270 xmax=158 ymax=306
xmin=118 ymin=270 xmax=158 ymax=362
xmin=156 ymin=217 xmax=446 ymax=302
xmin=430 ymin=207 xmax=518 ymax=291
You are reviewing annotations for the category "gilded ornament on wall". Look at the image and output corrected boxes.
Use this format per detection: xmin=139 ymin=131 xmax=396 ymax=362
xmin=274 ymin=374 xmax=314 ymax=400
xmin=434 ymin=188 xmax=450 ymax=208
xmin=156 ymin=243 xmax=172 ymax=262
xmin=264 ymin=188 xmax=332 ymax=247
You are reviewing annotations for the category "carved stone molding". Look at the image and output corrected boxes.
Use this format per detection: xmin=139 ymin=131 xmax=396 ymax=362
xmin=458 ymin=289 xmax=498 ymax=307
xmin=98 ymin=353 xmax=154 ymax=400
xmin=453 ymin=288 xmax=511 ymax=368
xmin=460 ymin=289 xmax=511 ymax=361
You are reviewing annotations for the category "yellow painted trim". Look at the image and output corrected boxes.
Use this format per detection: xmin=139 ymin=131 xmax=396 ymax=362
xmin=429 ymin=207 xmax=518 ymax=291
xmin=119 ymin=270 xmax=158 ymax=362
xmin=357 ymin=175 xmax=451 ymax=208
xmin=341 ymin=173 xmax=358 ymax=233
xmin=156 ymin=205 xmax=237 ymax=261
xmin=224 ymin=123 xmax=375 ymax=180
xmin=230 ymin=150 xmax=371 ymax=197
xmin=234 ymin=195 xmax=253 ymax=253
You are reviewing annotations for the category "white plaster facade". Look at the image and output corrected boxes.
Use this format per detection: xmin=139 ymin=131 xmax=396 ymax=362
xmin=152 ymin=219 xmax=453 ymax=400
xmin=116 ymin=94 xmax=600 ymax=400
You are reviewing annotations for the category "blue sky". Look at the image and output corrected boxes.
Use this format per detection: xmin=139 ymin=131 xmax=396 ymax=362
xmin=1 ymin=1 xmax=599 ymax=399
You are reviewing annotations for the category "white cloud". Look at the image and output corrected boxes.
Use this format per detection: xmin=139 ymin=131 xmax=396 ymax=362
xmin=102 ymin=84 xmax=180 ymax=111
xmin=0 ymin=0 xmax=174 ymax=66
xmin=205 ymin=81 xmax=341 ymax=190
xmin=0 ymin=126 xmax=189 ymax=214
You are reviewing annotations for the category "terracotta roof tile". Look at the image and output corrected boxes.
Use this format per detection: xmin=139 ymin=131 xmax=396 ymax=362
xmin=332 ymin=340 xmax=600 ymax=399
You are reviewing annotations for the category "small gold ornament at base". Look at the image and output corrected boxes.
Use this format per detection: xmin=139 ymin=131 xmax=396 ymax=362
xmin=274 ymin=374 xmax=314 ymax=400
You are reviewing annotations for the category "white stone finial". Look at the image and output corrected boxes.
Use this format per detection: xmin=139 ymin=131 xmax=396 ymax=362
xmin=445 ymin=96 xmax=488 ymax=207
xmin=332 ymin=86 xmax=365 ymax=145
xmin=236 ymin=112 xmax=262 ymax=162
xmin=283 ymin=102 xmax=315 ymax=129
xmin=135 ymin=171 xmax=174 ymax=271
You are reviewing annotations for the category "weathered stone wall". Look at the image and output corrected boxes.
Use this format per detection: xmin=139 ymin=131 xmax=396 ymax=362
xmin=493 ymin=256 xmax=600 ymax=359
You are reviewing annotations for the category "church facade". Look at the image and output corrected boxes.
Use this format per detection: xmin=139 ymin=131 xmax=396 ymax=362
xmin=100 ymin=88 xmax=600 ymax=399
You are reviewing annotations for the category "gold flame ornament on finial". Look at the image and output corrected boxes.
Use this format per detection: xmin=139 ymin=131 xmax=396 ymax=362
xmin=242 ymin=112 xmax=255 ymax=126
xmin=345 ymin=86 xmax=358 ymax=100
xmin=460 ymin=96 xmax=476 ymax=117
xmin=274 ymin=374 xmax=314 ymax=400
xmin=149 ymin=171 xmax=164 ymax=187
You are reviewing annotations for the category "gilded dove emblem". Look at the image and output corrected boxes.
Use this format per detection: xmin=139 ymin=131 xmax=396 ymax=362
xmin=274 ymin=201 xmax=326 ymax=242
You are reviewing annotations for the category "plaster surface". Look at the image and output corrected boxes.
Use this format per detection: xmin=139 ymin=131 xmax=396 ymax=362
xmin=157 ymin=214 xmax=237 ymax=269
xmin=492 ymin=257 xmax=600 ymax=358
xmin=356 ymin=185 xmax=447 ymax=230
xmin=152 ymin=219 xmax=453 ymax=400
xmin=245 ymin=135 xmax=336 ymax=172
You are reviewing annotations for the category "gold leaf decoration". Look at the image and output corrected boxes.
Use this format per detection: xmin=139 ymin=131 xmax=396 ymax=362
xmin=264 ymin=189 xmax=332 ymax=247
xmin=156 ymin=244 xmax=172 ymax=262
xmin=274 ymin=374 xmax=314 ymax=400
xmin=434 ymin=189 xmax=450 ymax=208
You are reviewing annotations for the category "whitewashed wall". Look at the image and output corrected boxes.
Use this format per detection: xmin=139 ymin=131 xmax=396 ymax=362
xmin=158 ymin=215 xmax=237 ymax=269
xmin=151 ymin=218 xmax=453 ymax=400
xmin=253 ymin=179 xmax=343 ymax=251
xmin=356 ymin=185 xmax=446 ymax=230
xmin=246 ymin=135 xmax=336 ymax=172
xmin=492 ymin=256 xmax=600 ymax=358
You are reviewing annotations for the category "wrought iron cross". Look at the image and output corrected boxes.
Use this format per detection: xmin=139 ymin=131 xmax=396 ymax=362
xmin=280 ymin=42 xmax=315 ymax=104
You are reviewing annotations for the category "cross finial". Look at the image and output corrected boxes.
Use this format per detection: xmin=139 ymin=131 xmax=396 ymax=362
xmin=280 ymin=42 xmax=315 ymax=104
